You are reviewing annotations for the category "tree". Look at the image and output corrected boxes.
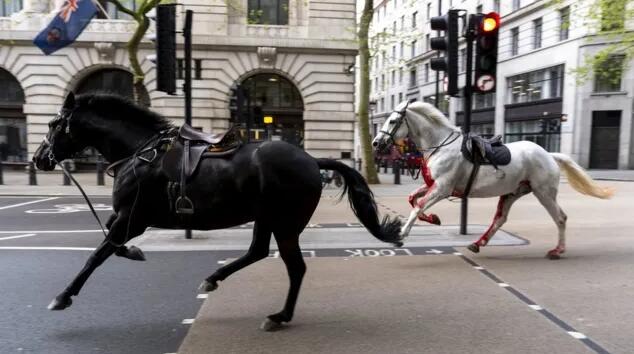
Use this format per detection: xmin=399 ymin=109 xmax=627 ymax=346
xmin=357 ymin=0 xmax=380 ymax=184
xmin=550 ymin=0 xmax=633 ymax=85
xmin=106 ymin=0 xmax=164 ymax=104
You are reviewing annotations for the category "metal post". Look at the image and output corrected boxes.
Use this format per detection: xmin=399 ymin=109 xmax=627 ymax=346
xmin=28 ymin=161 xmax=37 ymax=185
xmin=383 ymin=160 xmax=388 ymax=173
xmin=460 ymin=15 xmax=477 ymax=236
xmin=96 ymin=156 xmax=105 ymax=186
xmin=63 ymin=161 xmax=71 ymax=185
xmin=184 ymin=9 xmax=193 ymax=240
xmin=357 ymin=158 xmax=362 ymax=171
xmin=0 ymin=161 xmax=4 ymax=185
xmin=393 ymin=159 xmax=400 ymax=185
xmin=434 ymin=0 xmax=441 ymax=108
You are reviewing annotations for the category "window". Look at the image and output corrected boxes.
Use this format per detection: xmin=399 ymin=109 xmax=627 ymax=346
xmin=247 ymin=0 xmax=289 ymax=25
xmin=0 ymin=0 xmax=22 ymax=16
xmin=594 ymin=55 xmax=624 ymax=92
xmin=476 ymin=4 xmax=482 ymax=14
xmin=392 ymin=45 xmax=396 ymax=60
xmin=393 ymin=21 xmax=397 ymax=35
xmin=382 ymin=51 xmax=386 ymax=67
xmin=601 ymin=0 xmax=626 ymax=31
xmin=409 ymin=68 xmax=418 ymax=87
xmin=559 ymin=7 xmax=570 ymax=41
xmin=380 ymin=98 xmax=385 ymax=112
xmin=424 ymin=63 xmax=429 ymax=82
xmin=423 ymin=94 xmax=449 ymax=114
xmin=507 ymin=65 xmax=564 ymax=104
xmin=459 ymin=48 xmax=466 ymax=72
xmin=425 ymin=34 xmax=430 ymax=52
xmin=505 ymin=119 xmax=560 ymax=152
xmin=0 ymin=68 xmax=26 ymax=162
xmin=399 ymin=69 xmax=403 ymax=84
xmin=398 ymin=92 xmax=403 ymax=104
xmin=381 ymin=74 xmax=385 ymax=90
xmin=426 ymin=3 xmax=431 ymax=20
xmin=374 ymin=77 xmax=378 ymax=92
xmin=533 ymin=18 xmax=542 ymax=49
xmin=98 ymin=0 xmax=136 ymax=19
xmin=412 ymin=11 xmax=418 ymax=28
xmin=391 ymin=95 xmax=395 ymax=109
xmin=391 ymin=70 xmax=396 ymax=86
xmin=411 ymin=40 xmax=417 ymax=58
xmin=474 ymin=92 xmax=496 ymax=109
xmin=400 ymin=42 xmax=404 ymax=59
xmin=401 ymin=15 xmax=405 ymax=29
xmin=513 ymin=0 xmax=520 ymax=11
xmin=511 ymin=27 xmax=519 ymax=56
xmin=494 ymin=0 xmax=500 ymax=13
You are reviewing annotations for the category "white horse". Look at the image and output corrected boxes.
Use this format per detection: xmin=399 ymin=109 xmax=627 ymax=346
xmin=372 ymin=101 xmax=614 ymax=259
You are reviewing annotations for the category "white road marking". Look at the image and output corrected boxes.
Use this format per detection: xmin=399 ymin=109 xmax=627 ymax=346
xmin=0 ymin=247 xmax=95 ymax=251
xmin=474 ymin=266 xmax=485 ymax=270
xmin=453 ymin=252 xmax=463 ymax=256
xmin=0 ymin=230 xmax=103 ymax=234
xmin=568 ymin=331 xmax=587 ymax=339
xmin=197 ymin=294 xmax=208 ymax=299
xmin=217 ymin=260 xmax=226 ymax=264
xmin=498 ymin=283 xmax=510 ymax=287
xmin=425 ymin=249 xmax=443 ymax=254
xmin=182 ymin=319 xmax=195 ymax=325
xmin=0 ymin=234 xmax=37 ymax=241
xmin=528 ymin=305 xmax=543 ymax=311
xmin=0 ymin=197 xmax=59 ymax=210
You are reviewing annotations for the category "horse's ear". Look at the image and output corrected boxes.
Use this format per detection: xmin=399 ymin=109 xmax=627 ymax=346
xmin=63 ymin=92 xmax=76 ymax=109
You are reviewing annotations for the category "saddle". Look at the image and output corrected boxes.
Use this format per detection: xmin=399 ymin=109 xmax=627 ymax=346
xmin=461 ymin=133 xmax=511 ymax=169
xmin=161 ymin=124 xmax=241 ymax=215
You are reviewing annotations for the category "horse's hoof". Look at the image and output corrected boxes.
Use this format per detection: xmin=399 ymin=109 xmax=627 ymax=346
xmin=199 ymin=280 xmax=218 ymax=292
xmin=467 ymin=243 xmax=480 ymax=253
xmin=546 ymin=251 xmax=561 ymax=260
xmin=260 ymin=318 xmax=285 ymax=332
xmin=48 ymin=296 xmax=72 ymax=311
xmin=429 ymin=214 xmax=441 ymax=226
xmin=125 ymin=246 xmax=146 ymax=261
xmin=393 ymin=241 xmax=404 ymax=248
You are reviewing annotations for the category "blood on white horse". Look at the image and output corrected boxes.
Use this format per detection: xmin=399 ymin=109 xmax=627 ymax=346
xmin=372 ymin=101 xmax=614 ymax=259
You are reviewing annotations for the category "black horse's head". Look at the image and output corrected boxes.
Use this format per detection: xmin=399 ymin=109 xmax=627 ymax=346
xmin=33 ymin=92 xmax=87 ymax=170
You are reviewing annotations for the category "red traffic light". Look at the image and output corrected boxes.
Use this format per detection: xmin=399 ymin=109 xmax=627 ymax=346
xmin=480 ymin=12 xmax=500 ymax=34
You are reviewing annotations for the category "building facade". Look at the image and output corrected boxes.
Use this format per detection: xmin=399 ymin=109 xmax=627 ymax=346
xmin=365 ymin=0 xmax=634 ymax=169
xmin=0 ymin=0 xmax=357 ymax=162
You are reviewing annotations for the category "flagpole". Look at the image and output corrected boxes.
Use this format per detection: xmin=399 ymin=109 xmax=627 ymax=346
xmin=91 ymin=0 xmax=110 ymax=19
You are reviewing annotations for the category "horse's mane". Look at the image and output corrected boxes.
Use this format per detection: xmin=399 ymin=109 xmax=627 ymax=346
xmin=76 ymin=93 xmax=173 ymax=131
xmin=407 ymin=101 xmax=457 ymax=129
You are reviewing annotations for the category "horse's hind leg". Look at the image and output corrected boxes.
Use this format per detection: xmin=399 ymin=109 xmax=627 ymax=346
xmin=200 ymin=221 xmax=272 ymax=292
xmin=261 ymin=232 xmax=305 ymax=331
xmin=468 ymin=182 xmax=532 ymax=253
xmin=533 ymin=186 xmax=567 ymax=260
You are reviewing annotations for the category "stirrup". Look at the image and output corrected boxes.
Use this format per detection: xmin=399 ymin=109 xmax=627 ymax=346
xmin=175 ymin=196 xmax=194 ymax=215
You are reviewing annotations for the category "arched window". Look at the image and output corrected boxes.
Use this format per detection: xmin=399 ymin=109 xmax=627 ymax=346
xmin=0 ymin=68 xmax=26 ymax=161
xmin=233 ymin=73 xmax=304 ymax=147
xmin=248 ymin=0 xmax=289 ymax=25
xmin=0 ymin=0 xmax=22 ymax=17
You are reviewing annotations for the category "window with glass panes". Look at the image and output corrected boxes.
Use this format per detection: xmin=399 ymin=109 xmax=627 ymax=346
xmin=505 ymin=119 xmax=560 ymax=152
xmin=594 ymin=55 xmax=624 ymax=92
xmin=507 ymin=65 xmax=564 ymax=104
xmin=410 ymin=68 xmax=417 ymax=87
xmin=559 ymin=7 xmax=570 ymax=40
xmin=0 ymin=0 xmax=22 ymax=17
xmin=511 ymin=27 xmax=519 ymax=56
xmin=533 ymin=18 xmax=542 ymax=49
xmin=247 ymin=0 xmax=289 ymax=25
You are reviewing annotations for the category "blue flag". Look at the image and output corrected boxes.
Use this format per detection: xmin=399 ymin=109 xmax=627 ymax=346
xmin=33 ymin=0 xmax=98 ymax=55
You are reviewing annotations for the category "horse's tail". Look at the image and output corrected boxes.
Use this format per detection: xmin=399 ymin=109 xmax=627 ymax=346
xmin=550 ymin=153 xmax=614 ymax=199
xmin=316 ymin=158 xmax=403 ymax=246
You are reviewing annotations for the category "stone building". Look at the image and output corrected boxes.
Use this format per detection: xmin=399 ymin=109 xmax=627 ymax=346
xmin=365 ymin=0 xmax=634 ymax=169
xmin=0 ymin=0 xmax=358 ymax=162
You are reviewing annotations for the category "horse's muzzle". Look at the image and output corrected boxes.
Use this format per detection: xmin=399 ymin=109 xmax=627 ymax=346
xmin=33 ymin=142 xmax=56 ymax=171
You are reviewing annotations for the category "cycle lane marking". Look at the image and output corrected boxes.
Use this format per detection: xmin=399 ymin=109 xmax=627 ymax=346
xmin=0 ymin=197 xmax=59 ymax=210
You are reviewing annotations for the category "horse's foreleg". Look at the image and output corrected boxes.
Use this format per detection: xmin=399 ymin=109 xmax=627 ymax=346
xmin=468 ymin=182 xmax=531 ymax=254
xmin=104 ymin=212 xmax=146 ymax=261
xmin=407 ymin=185 xmax=441 ymax=225
xmin=401 ymin=185 xmax=449 ymax=237
xmin=48 ymin=213 xmax=144 ymax=310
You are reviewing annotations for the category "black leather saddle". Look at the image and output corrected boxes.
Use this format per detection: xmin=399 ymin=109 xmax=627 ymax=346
xmin=161 ymin=124 xmax=241 ymax=214
xmin=461 ymin=133 xmax=511 ymax=169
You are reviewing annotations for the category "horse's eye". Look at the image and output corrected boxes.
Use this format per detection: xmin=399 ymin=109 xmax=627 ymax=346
xmin=55 ymin=125 xmax=62 ymax=131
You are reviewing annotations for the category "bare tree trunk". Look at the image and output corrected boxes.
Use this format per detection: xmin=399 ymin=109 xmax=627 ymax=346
xmin=357 ymin=0 xmax=379 ymax=184
xmin=128 ymin=15 xmax=149 ymax=105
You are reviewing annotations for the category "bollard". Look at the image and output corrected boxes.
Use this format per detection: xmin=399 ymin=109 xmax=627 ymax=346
xmin=96 ymin=156 xmax=105 ymax=186
xmin=393 ymin=159 xmax=401 ymax=185
xmin=28 ymin=161 xmax=37 ymax=185
xmin=63 ymin=161 xmax=71 ymax=185
xmin=0 ymin=161 xmax=3 ymax=185
xmin=357 ymin=158 xmax=362 ymax=171
xmin=383 ymin=160 xmax=388 ymax=173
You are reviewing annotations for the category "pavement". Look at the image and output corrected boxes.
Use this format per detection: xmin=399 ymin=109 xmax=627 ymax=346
xmin=0 ymin=168 xmax=632 ymax=353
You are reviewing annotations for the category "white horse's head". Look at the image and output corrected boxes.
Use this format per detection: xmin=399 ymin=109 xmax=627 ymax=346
xmin=372 ymin=100 xmax=459 ymax=153
xmin=372 ymin=100 xmax=411 ymax=153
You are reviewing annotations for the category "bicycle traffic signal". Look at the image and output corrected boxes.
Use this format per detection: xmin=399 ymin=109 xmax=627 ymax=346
xmin=474 ymin=12 xmax=500 ymax=93
xmin=430 ymin=9 xmax=460 ymax=96
xmin=147 ymin=4 xmax=176 ymax=95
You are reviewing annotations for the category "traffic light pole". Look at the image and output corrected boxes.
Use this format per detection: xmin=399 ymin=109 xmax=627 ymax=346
xmin=460 ymin=15 xmax=477 ymax=236
xmin=434 ymin=0 xmax=441 ymax=108
xmin=184 ymin=9 xmax=193 ymax=240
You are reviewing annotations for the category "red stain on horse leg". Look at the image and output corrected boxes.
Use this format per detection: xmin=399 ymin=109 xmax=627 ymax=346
xmin=421 ymin=159 xmax=435 ymax=188
xmin=475 ymin=196 xmax=506 ymax=246
xmin=451 ymin=189 xmax=464 ymax=198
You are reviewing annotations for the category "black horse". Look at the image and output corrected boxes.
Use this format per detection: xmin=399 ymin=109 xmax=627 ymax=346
xmin=33 ymin=92 xmax=402 ymax=330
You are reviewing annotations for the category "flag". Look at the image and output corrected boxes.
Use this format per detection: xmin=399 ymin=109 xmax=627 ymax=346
xmin=33 ymin=0 xmax=98 ymax=55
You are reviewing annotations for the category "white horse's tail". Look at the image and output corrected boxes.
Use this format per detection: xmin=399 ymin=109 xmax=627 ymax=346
xmin=550 ymin=153 xmax=614 ymax=199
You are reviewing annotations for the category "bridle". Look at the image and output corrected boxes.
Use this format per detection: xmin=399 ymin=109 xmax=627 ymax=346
xmin=44 ymin=108 xmax=74 ymax=165
xmin=378 ymin=101 xmax=412 ymax=148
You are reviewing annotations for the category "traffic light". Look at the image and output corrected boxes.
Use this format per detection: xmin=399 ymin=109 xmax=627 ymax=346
xmin=474 ymin=12 xmax=500 ymax=93
xmin=147 ymin=4 xmax=176 ymax=95
xmin=430 ymin=9 xmax=460 ymax=96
